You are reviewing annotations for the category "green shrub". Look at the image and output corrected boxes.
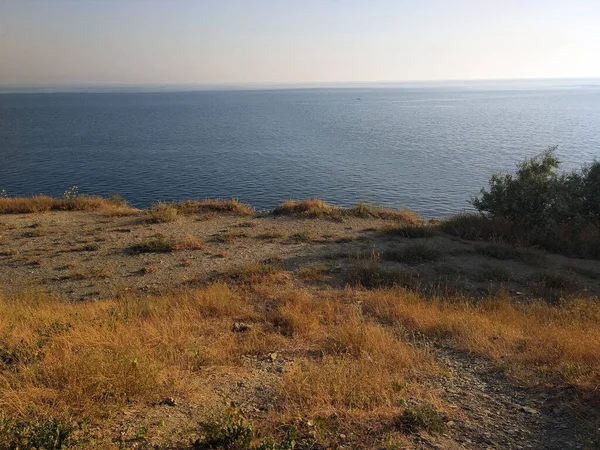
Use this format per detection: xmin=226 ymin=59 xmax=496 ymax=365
xmin=468 ymin=147 xmax=600 ymax=258
xmin=193 ymin=409 xmax=296 ymax=450
xmin=0 ymin=416 xmax=74 ymax=450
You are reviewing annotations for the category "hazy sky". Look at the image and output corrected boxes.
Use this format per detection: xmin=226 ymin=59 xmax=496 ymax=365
xmin=1 ymin=0 xmax=599 ymax=86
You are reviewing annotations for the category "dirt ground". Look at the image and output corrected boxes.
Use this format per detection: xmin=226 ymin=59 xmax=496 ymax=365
xmin=1 ymin=210 xmax=599 ymax=302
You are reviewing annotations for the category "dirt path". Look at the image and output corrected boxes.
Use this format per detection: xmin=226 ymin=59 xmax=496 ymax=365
xmin=424 ymin=347 xmax=590 ymax=450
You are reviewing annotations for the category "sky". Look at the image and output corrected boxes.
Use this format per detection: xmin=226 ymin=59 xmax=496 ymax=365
xmin=1 ymin=0 xmax=600 ymax=87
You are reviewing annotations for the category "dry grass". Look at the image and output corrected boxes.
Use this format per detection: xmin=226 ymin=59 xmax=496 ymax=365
xmin=173 ymin=199 xmax=254 ymax=216
xmin=289 ymin=230 xmax=318 ymax=242
xmin=359 ymin=289 xmax=600 ymax=389
xmin=215 ymin=228 xmax=248 ymax=244
xmin=0 ymin=196 xmax=127 ymax=214
xmin=1 ymin=264 xmax=599 ymax=446
xmin=128 ymin=237 xmax=174 ymax=253
xmin=273 ymin=199 xmax=421 ymax=223
xmin=173 ymin=235 xmax=204 ymax=251
xmin=146 ymin=202 xmax=179 ymax=223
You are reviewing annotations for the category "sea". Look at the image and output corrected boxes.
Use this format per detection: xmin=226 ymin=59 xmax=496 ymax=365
xmin=1 ymin=79 xmax=599 ymax=218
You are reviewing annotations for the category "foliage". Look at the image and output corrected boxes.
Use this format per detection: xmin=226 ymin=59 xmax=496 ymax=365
xmin=394 ymin=404 xmax=447 ymax=434
xmin=194 ymin=409 xmax=296 ymax=450
xmin=469 ymin=147 xmax=600 ymax=257
xmin=0 ymin=416 xmax=74 ymax=450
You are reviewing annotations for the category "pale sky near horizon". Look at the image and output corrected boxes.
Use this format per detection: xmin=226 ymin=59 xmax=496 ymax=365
xmin=1 ymin=0 xmax=599 ymax=86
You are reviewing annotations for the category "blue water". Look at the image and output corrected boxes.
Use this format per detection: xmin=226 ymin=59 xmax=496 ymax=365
xmin=1 ymin=81 xmax=599 ymax=218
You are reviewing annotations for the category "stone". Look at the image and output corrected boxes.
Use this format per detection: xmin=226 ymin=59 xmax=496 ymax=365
xmin=232 ymin=322 xmax=251 ymax=332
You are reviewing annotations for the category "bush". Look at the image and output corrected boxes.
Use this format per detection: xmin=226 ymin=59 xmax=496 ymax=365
xmin=470 ymin=147 xmax=600 ymax=258
xmin=0 ymin=416 xmax=74 ymax=450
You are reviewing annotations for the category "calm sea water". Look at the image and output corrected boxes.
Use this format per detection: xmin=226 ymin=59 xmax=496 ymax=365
xmin=1 ymin=81 xmax=599 ymax=218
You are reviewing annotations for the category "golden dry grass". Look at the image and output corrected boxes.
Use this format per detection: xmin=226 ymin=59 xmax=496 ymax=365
xmin=173 ymin=198 xmax=254 ymax=216
xmin=146 ymin=202 xmax=179 ymax=223
xmin=173 ymin=235 xmax=204 ymax=250
xmin=1 ymin=272 xmax=599 ymax=445
xmin=273 ymin=198 xmax=421 ymax=223
xmin=359 ymin=289 xmax=600 ymax=389
xmin=0 ymin=196 xmax=129 ymax=214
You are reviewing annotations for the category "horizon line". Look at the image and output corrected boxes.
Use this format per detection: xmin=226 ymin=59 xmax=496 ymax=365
xmin=2 ymin=76 xmax=600 ymax=94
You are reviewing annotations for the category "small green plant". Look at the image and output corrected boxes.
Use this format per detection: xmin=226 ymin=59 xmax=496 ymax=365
xmin=129 ymin=237 xmax=173 ymax=253
xmin=193 ymin=409 xmax=296 ymax=450
xmin=0 ymin=416 xmax=74 ymax=450
xmin=394 ymin=404 xmax=447 ymax=434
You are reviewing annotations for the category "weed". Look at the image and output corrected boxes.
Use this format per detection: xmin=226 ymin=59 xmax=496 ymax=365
xmin=234 ymin=221 xmax=258 ymax=228
xmin=388 ymin=224 xmax=440 ymax=238
xmin=174 ymin=198 xmax=254 ymax=216
xmin=0 ymin=416 xmax=74 ymax=450
xmin=140 ymin=265 xmax=159 ymax=274
xmin=296 ymin=265 xmax=328 ymax=282
xmin=129 ymin=237 xmax=173 ymax=253
xmin=173 ymin=235 xmax=204 ymax=250
xmin=257 ymin=231 xmax=287 ymax=240
xmin=215 ymin=229 xmax=248 ymax=244
xmin=194 ymin=409 xmax=297 ymax=450
xmin=394 ymin=404 xmax=447 ymax=434
xmin=535 ymin=271 xmax=575 ymax=290
xmin=290 ymin=230 xmax=317 ymax=242
xmin=383 ymin=243 xmax=442 ymax=265
xmin=273 ymin=199 xmax=420 ymax=223
xmin=477 ymin=264 xmax=512 ymax=282
xmin=147 ymin=202 xmax=178 ymax=223
xmin=476 ymin=243 xmax=544 ymax=264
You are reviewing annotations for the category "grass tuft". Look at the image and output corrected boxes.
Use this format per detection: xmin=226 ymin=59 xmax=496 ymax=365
xmin=273 ymin=198 xmax=420 ymax=223
xmin=173 ymin=198 xmax=254 ymax=216
xmin=147 ymin=202 xmax=178 ymax=223
xmin=128 ymin=237 xmax=174 ymax=253
xmin=0 ymin=195 xmax=126 ymax=214
xmin=173 ymin=235 xmax=204 ymax=251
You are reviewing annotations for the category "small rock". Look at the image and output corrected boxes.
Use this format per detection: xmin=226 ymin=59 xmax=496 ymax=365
xmin=270 ymin=352 xmax=278 ymax=361
xmin=339 ymin=433 xmax=346 ymax=440
xmin=159 ymin=397 xmax=176 ymax=406
xmin=521 ymin=406 xmax=538 ymax=415
xmin=308 ymin=430 xmax=316 ymax=438
xmin=446 ymin=420 xmax=455 ymax=427
xmin=232 ymin=322 xmax=251 ymax=332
